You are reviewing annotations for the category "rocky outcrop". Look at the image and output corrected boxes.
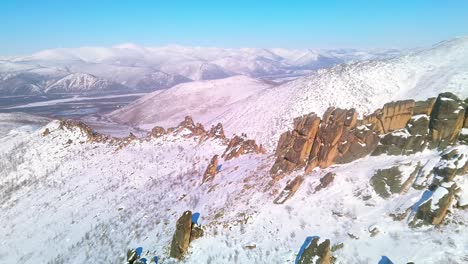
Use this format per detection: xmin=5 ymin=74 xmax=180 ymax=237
xmin=271 ymin=93 xmax=467 ymax=176
xmin=297 ymin=237 xmax=331 ymax=264
xmin=208 ymin=123 xmax=226 ymax=140
xmin=149 ymin=126 xmax=166 ymax=138
xmin=169 ymin=210 xmax=204 ymax=259
xmin=222 ymin=134 xmax=265 ymax=161
xmin=170 ymin=211 xmax=193 ymax=259
xmin=273 ymin=176 xmax=304 ymax=204
xmin=271 ymin=113 xmax=320 ymax=175
xmin=202 ymin=155 xmax=219 ymax=183
xmin=428 ymin=93 xmax=466 ymax=149
xmin=411 ymin=183 xmax=456 ymax=226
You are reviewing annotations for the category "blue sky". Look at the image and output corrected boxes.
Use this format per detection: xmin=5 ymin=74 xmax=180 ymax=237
xmin=1 ymin=0 xmax=468 ymax=55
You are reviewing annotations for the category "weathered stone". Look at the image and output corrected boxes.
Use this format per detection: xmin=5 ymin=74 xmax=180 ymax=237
xmin=370 ymin=166 xmax=402 ymax=198
xmin=372 ymin=130 xmax=427 ymax=156
xmin=434 ymin=148 xmax=468 ymax=182
xmin=380 ymin=100 xmax=415 ymax=133
xmin=222 ymin=135 xmax=265 ymax=161
xmin=150 ymin=126 xmax=166 ymax=138
xmin=208 ymin=123 xmax=226 ymax=140
xmin=406 ymin=115 xmax=430 ymax=135
xmin=413 ymin=98 xmax=436 ymax=116
xmin=271 ymin=113 xmax=320 ymax=176
xmin=315 ymin=172 xmax=335 ymax=192
xmin=42 ymin=128 xmax=50 ymax=136
xmin=170 ymin=211 xmax=193 ymax=259
xmin=274 ymin=176 xmax=304 ymax=204
xmin=190 ymin=225 xmax=204 ymax=242
xmin=202 ymin=155 xmax=219 ymax=183
xmin=298 ymin=237 xmax=331 ymax=264
xmin=429 ymin=92 xmax=466 ymax=149
xmin=412 ymin=184 xmax=455 ymax=226
xmin=307 ymin=108 xmax=352 ymax=169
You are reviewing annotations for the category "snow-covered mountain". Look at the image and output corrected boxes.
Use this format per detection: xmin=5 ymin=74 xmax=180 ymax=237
xmin=45 ymin=73 xmax=130 ymax=94
xmin=110 ymin=37 xmax=468 ymax=149
xmin=0 ymin=45 xmax=402 ymax=95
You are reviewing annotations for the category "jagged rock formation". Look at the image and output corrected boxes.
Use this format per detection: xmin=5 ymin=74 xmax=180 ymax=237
xmin=271 ymin=92 xmax=467 ymax=177
xmin=202 ymin=155 xmax=219 ymax=183
xmin=222 ymin=134 xmax=266 ymax=161
xmin=169 ymin=211 xmax=204 ymax=259
xmin=271 ymin=113 xmax=320 ymax=175
xmin=297 ymin=237 xmax=331 ymax=264
xmin=170 ymin=211 xmax=193 ymax=259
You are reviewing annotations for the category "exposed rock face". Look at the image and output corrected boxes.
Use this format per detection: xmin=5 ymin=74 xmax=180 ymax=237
xmin=308 ymin=108 xmax=358 ymax=169
xmin=271 ymin=113 xmax=320 ymax=176
xmin=208 ymin=123 xmax=226 ymax=140
xmin=222 ymin=135 xmax=265 ymax=161
xmin=429 ymin=92 xmax=466 ymax=149
xmin=298 ymin=237 xmax=331 ymax=264
xmin=271 ymin=93 xmax=467 ymax=176
xmin=171 ymin=116 xmax=207 ymax=138
xmin=202 ymin=155 xmax=219 ymax=183
xmin=170 ymin=211 xmax=193 ymax=259
xmin=273 ymin=176 xmax=304 ymax=204
xmin=380 ymin=100 xmax=415 ymax=133
xmin=411 ymin=184 xmax=456 ymax=226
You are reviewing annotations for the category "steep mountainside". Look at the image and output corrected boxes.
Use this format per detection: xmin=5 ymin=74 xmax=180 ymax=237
xmin=110 ymin=37 xmax=468 ymax=149
xmin=108 ymin=76 xmax=272 ymax=128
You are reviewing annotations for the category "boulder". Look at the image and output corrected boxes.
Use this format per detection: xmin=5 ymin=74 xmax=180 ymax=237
xmin=273 ymin=176 xmax=304 ymax=204
xmin=370 ymin=166 xmax=403 ymax=198
xmin=202 ymin=155 xmax=219 ymax=183
xmin=315 ymin=172 xmax=335 ymax=192
xmin=190 ymin=225 xmax=204 ymax=242
xmin=170 ymin=211 xmax=193 ymax=259
xmin=412 ymin=184 xmax=455 ymax=226
xmin=298 ymin=237 xmax=331 ymax=264
xmin=428 ymin=92 xmax=466 ymax=149
xmin=149 ymin=126 xmax=166 ymax=138
xmin=433 ymin=148 xmax=468 ymax=182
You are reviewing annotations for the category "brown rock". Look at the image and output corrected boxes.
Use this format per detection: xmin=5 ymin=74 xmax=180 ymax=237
xmin=298 ymin=237 xmax=331 ymax=264
xmin=315 ymin=172 xmax=335 ymax=192
xmin=271 ymin=113 xmax=320 ymax=176
xmin=202 ymin=155 xmax=219 ymax=183
xmin=413 ymin=98 xmax=436 ymax=116
xmin=222 ymin=135 xmax=265 ymax=161
xmin=273 ymin=176 xmax=304 ymax=204
xmin=380 ymin=100 xmax=415 ymax=133
xmin=208 ymin=123 xmax=226 ymax=139
xmin=170 ymin=211 xmax=193 ymax=259
xmin=429 ymin=92 xmax=466 ymax=149
xmin=150 ymin=126 xmax=166 ymax=138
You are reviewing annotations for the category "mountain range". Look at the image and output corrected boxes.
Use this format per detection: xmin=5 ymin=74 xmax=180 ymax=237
xmin=0 ymin=45 xmax=402 ymax=96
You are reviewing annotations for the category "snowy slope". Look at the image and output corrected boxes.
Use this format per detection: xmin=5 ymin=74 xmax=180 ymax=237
xmin=108 ymin=75 xmax=272 ymax=128
xmin=214 ymin=37 xmax=468 ymax=148
xmin=0 ymin=115 xmax=466 ymax=264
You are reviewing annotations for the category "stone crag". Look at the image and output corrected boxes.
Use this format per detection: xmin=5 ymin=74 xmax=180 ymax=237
xmin=271 ymin=92 xmax=467 ymax=178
